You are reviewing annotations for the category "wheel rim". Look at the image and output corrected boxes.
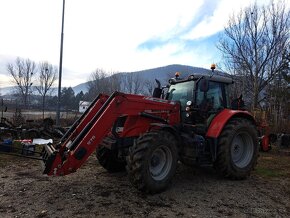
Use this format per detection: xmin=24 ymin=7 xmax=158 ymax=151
xmin=149 ymin=145 xmax=172 ymax=181
xmin=231 ymin=131 xmax=254 ymax=168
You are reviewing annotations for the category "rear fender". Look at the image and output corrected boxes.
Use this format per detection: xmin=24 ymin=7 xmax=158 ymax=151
xmin=206 ymin=109 xmax=256 ymax=138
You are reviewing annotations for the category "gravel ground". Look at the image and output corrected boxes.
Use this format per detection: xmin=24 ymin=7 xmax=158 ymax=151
xmin=0 ymin=153 xmax=289 ymax=218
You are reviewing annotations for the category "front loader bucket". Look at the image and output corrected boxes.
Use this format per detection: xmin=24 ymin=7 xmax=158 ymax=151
xmin=42 ymin=143 xmax=60 ymax=175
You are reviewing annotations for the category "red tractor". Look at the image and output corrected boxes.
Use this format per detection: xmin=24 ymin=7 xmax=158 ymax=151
xmin=42 ymin=66 xmax=259 ymax=193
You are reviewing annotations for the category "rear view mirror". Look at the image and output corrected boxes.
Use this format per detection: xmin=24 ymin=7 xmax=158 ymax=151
xmin=153 ymin=88 xmax=162 ymax=98
xmin=152 ymin=79 xmax=162 ymax=98
xmin=199 ymin=79 xmax=209 ymax=92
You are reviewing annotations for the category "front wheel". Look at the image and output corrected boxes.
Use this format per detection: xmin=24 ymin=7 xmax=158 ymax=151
xmin=126 ymin=131 xmax=178 ymax=193
xmin=96 ymin=136 xmax=126 ymax=173
xmin=214 ymin=118 xmax=259 ymax=179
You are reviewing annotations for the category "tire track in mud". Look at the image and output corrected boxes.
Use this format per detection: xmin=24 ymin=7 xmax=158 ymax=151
xmin=0 ymin=155 xmax=289 ymax=217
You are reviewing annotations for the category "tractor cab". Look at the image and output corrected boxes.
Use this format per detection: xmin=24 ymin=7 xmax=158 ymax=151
xmin=160 ymin=72 xmax=233 ymax=127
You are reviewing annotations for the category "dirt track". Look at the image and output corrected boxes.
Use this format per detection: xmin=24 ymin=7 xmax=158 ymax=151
xmin=0 ymin=153 xmax=289 ymax=218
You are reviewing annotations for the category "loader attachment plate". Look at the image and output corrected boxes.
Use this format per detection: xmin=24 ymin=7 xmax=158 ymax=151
xmin=42 ymin=143 xmax=58 ymax=175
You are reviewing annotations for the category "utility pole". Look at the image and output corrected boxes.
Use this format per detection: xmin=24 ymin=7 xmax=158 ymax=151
xmin=56 ymin=0 xmax=65 ymax=126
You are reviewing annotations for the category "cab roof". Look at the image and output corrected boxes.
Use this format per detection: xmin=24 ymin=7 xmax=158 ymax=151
xmin=169 ymin=73 xmax=234 ymax=85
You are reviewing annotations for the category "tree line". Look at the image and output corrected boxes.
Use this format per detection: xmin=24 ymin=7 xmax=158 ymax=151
xmin=4 ymin=58 xmax=57 ymax=119
xmin=1 ymin=58 xmax=155 ymax=115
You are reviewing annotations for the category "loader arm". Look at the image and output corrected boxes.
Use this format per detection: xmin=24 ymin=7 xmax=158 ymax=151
xmin=42 ymin=92 xmax=180 ymax=176
xmin=57 ymin=94 xmax=109 ymax=150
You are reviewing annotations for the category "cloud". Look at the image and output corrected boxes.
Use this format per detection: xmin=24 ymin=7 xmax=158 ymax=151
xmin=0 ymin=0 xmax=280 ymax=88
xmin=137 ymin=0 xmax=219 ymax=51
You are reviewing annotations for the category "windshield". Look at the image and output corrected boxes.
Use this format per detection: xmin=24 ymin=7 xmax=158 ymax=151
xmin=167 ymin=81 xmax=195 ymax=108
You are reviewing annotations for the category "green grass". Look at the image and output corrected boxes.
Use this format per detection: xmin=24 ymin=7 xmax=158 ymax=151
xmin=254 ymin=150 xmax=290 ymax=179
xmin=255 ymin=167 xmax=287 ymax=178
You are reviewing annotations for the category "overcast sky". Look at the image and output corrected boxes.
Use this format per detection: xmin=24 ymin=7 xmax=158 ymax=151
xmin=0 ymin=0 xmax=276 ymax=87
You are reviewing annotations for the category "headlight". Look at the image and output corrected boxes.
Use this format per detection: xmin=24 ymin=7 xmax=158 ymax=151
xmin=186 ymin=101 xmax=192 ymax=106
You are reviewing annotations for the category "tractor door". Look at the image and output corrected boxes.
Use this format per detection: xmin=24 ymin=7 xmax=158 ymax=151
xmin=195 ymin=80 xmax=230 ymax=125
xmin=196 ymin=81 xmax=229 ymax=110
xmin=166 ymin=80 xmax=195 ymax=122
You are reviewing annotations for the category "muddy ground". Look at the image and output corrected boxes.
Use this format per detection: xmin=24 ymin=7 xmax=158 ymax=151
xmin=0 ymin=150 xmax=289 ymax=218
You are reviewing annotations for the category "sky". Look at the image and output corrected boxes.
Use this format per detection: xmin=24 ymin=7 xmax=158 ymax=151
xmin=0 ymin=0 xmax=276 ymax=87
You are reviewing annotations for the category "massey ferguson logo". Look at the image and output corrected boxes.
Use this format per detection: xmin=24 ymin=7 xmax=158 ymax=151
xmin=87 ymin=135 xmax=96 ymax=145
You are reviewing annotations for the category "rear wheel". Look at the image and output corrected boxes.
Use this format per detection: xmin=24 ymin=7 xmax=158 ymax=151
xmin=96 ymin=136 xmax=126 ymax=173
xmin=214 ymin=118 xmax=258 ymax=179
xmin=126 ymin=130 xmax=178 ymax=193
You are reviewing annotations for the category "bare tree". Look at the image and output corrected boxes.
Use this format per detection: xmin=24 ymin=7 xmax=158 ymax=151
xmin=107 ymin=73 xmax=122 ymax=93
xmin=7 ymin=57 xmax=36 ymax=108
xmin=281 ymin=46 xmax=290 ymax=83
xmin=122 ymin=73 xmax=144 ymax=94
xmin=35 ymin=62 xmax=57 ymax=119
xmin=217 ymin=1 xmax=290 ymax=109
xmin=266 ymin=73 xmax=289 ymax=131
xmin=143 ymin=79 xmax=156 ymax=96
xmin=86 ymin=69 xmax=121 ymax=100
xmin=87 ymin=69 xmax=106 ymax=100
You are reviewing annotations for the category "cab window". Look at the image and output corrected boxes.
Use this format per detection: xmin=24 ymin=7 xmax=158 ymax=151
xmin=167 ymin=81 xmax=195 ymax=109
xmin=196 ymin=81 xmax=228 ymax=110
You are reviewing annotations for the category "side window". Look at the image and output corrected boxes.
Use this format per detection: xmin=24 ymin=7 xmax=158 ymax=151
xmin=207 ymin=82 xmax=223 ymax=109
xmin=196 ymin=81 xmax=225 ymax=110
xmin=223 ymin=84 xmax=230 ymax=108
xmin=196 ymin=89 xmax=204 ymax=106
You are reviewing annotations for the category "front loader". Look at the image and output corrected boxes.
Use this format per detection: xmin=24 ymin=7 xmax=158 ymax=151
xmin=42 ymin=66 xmax=259 ymax=193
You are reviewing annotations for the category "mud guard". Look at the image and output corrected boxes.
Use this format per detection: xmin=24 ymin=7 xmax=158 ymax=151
xmin=206 ymin=109 xmax=256 ymax=138
xmin=150 ymin=123 xmax=182 ymax=143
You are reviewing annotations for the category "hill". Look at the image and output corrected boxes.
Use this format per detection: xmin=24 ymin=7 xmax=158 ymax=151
xmin=73 ymin=64 xmax=226 ymax=94
xmin=0 ymin=64 xmax=225 ymax=96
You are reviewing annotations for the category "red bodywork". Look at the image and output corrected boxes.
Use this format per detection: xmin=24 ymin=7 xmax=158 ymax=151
xmin=206 ymin=109 xmax=255 ymax=138
xmin=257 ymin=121 xmax=272 ymax=152
xmin=43 ymin=92 xmax=180 ymax=176
xmin=42 ymin=92 xmax=260 ymax=177
xmin=207 ymin=108 xmax=270 ymax=151
xmin=260 ymin=135 xmax=270 ymax=151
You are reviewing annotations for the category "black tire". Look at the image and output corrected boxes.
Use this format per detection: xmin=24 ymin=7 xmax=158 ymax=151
xmin=126 ymin=130 xmax=178 ymax=193
xmin=96 ymin=136 xmax=126 ymax=173
xmin=179 ymin=157 xmax=196 ymax=167
xmin=214 ymin=118 xmax=259 ymax=179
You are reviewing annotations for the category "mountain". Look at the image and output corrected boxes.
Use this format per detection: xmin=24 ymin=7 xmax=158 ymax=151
xmin=0 ymin=64 xmax=226 ymax=96
xmin=0 ymin=86 xmax=16 ymax=95
xmin=122 ymin=64 xmax=219 ymax=81
xmin=72 ymin=82 xmax=88 ymax=94
xmin=73 ymin=64 xmax=226 ymax=94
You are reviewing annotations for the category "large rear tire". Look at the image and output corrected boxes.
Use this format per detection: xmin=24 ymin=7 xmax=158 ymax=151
xmin=126 ymin=130 xmax=178 ymax=193
xmin=96 ymin=136 xmax=126 ymax=173
xmin=214 ymin=118 xmax=258 ymax=179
